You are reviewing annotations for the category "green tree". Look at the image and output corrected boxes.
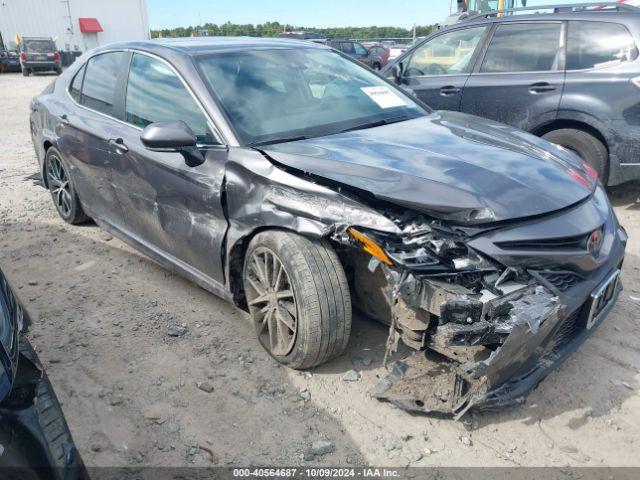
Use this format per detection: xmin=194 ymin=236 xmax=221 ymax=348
xmin=150 ymin=21 xmax=437 ymax=40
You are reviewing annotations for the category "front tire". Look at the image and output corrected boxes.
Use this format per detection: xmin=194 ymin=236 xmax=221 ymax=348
xmin=542 ymin=128 xmax=609 ymax=183
xmin=243 ymin=231 xmax=352 ymax=370
xmin=45 ymin=147 xmax=89 ymax=224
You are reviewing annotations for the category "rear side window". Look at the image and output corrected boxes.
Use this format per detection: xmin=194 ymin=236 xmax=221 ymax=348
xmin=567 ymin=21 xmax=638 ymax=70
xmin=24 ymin=39 xmax=56 ymax=53
xmin=69 ymin=65 xmax=85 ymax=102
xmin=480 ymin=23 xmax=562 ymax=73
xmin=81 ymin=52 xmax=125 ymax=117
xmin=125 ymin=53 xmax=212 ymax=143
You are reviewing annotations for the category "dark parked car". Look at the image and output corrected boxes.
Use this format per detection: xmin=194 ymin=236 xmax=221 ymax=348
xmin=0 ymin=266 xmax=87 ymax=478
xmin=0 ymin=48 xmax=20 ymax=73
xmin=383 ymin=3 xmax=640 ymax=185
xmin=19 ymin=37 xmax=62 ymax=76
xmin=30 ymin=37 xmax=626 ymax=415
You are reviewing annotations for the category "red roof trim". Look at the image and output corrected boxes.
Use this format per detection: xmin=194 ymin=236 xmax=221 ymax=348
xmin=78 ymin=18 xmax=103 ymax=33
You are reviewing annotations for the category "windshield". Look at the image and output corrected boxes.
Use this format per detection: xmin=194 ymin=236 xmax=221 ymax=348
xmin=197 ymin=48 xmax=427 ymax=146
xmin=24 ymin=39 xmax=56 ymax=53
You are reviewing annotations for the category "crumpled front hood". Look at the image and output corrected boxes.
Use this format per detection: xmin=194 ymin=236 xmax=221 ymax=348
xmin=262 ymin=111 xmax=594 ymax=223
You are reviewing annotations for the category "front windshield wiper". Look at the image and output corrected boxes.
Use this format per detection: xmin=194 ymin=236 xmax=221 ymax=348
xmin=338 ymin=115 xmax=412 ymax=134
xmin=248 ymin=135 xmax=309 ymax=148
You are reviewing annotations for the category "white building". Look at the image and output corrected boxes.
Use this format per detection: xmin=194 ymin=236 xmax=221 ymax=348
xmin=0 ymin=0 xmax=149 ymax=53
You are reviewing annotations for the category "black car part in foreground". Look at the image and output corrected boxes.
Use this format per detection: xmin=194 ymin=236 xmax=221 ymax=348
xmin=30 ymin=37 xmax=627 ymax=416
xmin=0 ymin=267 xmax=88 ymax=479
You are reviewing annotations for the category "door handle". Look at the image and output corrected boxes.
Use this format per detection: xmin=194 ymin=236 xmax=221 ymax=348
xmin=439 ymin=86 xmax=461 ymax=96
xmin=529 ymin=82 xmax=556 ymax=94
xmin=58 ymin=114 xmax=70 ymax=126
xmin=108 ymin=138 xmax=129 ymax=154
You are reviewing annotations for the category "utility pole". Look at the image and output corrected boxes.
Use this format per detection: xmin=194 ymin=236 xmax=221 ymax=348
xmin=61 ymin=0 xmax=74 ymax=35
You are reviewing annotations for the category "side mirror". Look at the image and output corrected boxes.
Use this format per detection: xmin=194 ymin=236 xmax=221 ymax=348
xmin=141 ymin=121 xmax=205 ymax=167
xmin=392 ymin=63 xmax=404 ymax=84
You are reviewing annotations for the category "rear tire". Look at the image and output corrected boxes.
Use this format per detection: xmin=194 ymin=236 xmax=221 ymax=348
xmin=54 ymin=67 xmax=62 ymax=75
xmin=542 ymin=128 xmax=609 ymax=183
xmin=243 ymin=231 xmax=352 ymax=370
xmin=45 ymin=147 xmax=90 ymax=225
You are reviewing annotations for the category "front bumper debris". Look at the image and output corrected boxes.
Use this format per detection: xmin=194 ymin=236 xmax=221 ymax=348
xmin=371 ymin=269 xmax=622 ymax=418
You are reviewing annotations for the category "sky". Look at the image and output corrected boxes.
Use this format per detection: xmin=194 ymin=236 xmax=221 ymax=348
xmin=147 ymin=0 xmax=590 ymax=30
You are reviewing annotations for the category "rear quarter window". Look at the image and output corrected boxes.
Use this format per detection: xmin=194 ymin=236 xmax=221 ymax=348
xmin=69 ymin=65 xmax=85 ymax=102
xmin=567 ymin=21 xmax=638 ymax=70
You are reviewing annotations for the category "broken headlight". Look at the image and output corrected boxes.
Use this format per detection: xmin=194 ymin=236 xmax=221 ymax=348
xmin=349 ymin=222 xmax=496 ymax=274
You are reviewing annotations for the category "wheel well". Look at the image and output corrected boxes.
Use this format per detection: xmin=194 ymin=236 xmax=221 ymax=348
xmin=533 ymin=120 xmax=609 ymax=154
xmin=227 ymin=227 xmax=304 ymax=311
xmin=227 ymin=227 xmax=342 ymax=311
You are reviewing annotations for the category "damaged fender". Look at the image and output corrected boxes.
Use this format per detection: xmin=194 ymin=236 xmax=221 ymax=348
xmin=222 ymin=148 xmax=400 ymax=303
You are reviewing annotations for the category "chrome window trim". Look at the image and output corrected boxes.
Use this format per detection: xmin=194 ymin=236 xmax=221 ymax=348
xmin=65 ymin=48 xmax=227 ymax=146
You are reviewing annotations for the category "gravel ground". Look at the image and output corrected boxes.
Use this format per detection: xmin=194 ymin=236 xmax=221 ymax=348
xmin=1 ymin=72 xmax=640 ymax=468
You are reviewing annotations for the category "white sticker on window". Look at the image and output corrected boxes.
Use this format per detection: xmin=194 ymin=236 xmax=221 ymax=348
xmin=361 ymin=86 xmax=407 ymax=109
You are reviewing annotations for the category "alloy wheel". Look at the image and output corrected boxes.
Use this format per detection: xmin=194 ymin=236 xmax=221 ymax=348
xmin=245 ymin=247 xmax=298 ymax=356
xmin=46 ymin=154 xmax=72 ymax=218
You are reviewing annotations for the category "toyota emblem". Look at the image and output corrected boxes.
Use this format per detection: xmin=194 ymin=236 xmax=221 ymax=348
xmin=587 ymin=229 xmax=603 ymax=255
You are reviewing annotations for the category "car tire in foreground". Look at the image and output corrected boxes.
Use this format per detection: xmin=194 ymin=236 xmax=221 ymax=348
xmin=243 ymin=231 xmax=352 ymax=370
xmin=45 ymin=147 xmax=90 ymax=224
xmin=543 ymin=128 xmax=609 ymax=183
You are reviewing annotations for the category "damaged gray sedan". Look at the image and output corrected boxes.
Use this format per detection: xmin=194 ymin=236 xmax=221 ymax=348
xmin=30 ymin=38 xmax=627 ymax=416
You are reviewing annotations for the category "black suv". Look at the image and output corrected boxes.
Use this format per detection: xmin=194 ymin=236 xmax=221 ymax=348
xmin=384 ymin=3 xmax=640 ymax=185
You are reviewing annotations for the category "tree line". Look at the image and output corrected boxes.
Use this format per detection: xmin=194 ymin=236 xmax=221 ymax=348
xmin=150 ymin=21 xmax=438 ymax=40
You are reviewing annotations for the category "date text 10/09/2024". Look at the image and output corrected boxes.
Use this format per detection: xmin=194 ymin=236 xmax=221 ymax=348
xmin=232 ymin=468 xmax=401 ymax=478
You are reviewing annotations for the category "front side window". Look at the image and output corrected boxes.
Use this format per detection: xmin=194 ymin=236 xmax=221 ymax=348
xmin=567 ymin=21 xmax=638 ymax=70
xmin=480 ymin=23 xmax=562 ymax=73
xmin=405 ymin=26 xmax=486 ymax=77
xmin=125 ymin=53 xmax=213 ymax=143
xmin=197 ymin=48 xmax=426 ymax=146
xmin=354 ymin=43 xmax=368 ymax=56
xmin=69 ymin=64 xmax=85 ymax=103
xmin=341 ymin=43 xmax=355 ymax=54
xmin=81 ymin=52 xmax=126 ymax=116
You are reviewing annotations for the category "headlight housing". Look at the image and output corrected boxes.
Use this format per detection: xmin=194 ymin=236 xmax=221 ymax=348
xmin=348 ymin=221 xmax=496 ymax=274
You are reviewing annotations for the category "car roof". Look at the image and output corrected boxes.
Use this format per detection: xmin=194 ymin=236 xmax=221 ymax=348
xmin=99 ymin=36 xmax=327 ymax=57
xmin=462 ymin=10 xmax=640 ymax=27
